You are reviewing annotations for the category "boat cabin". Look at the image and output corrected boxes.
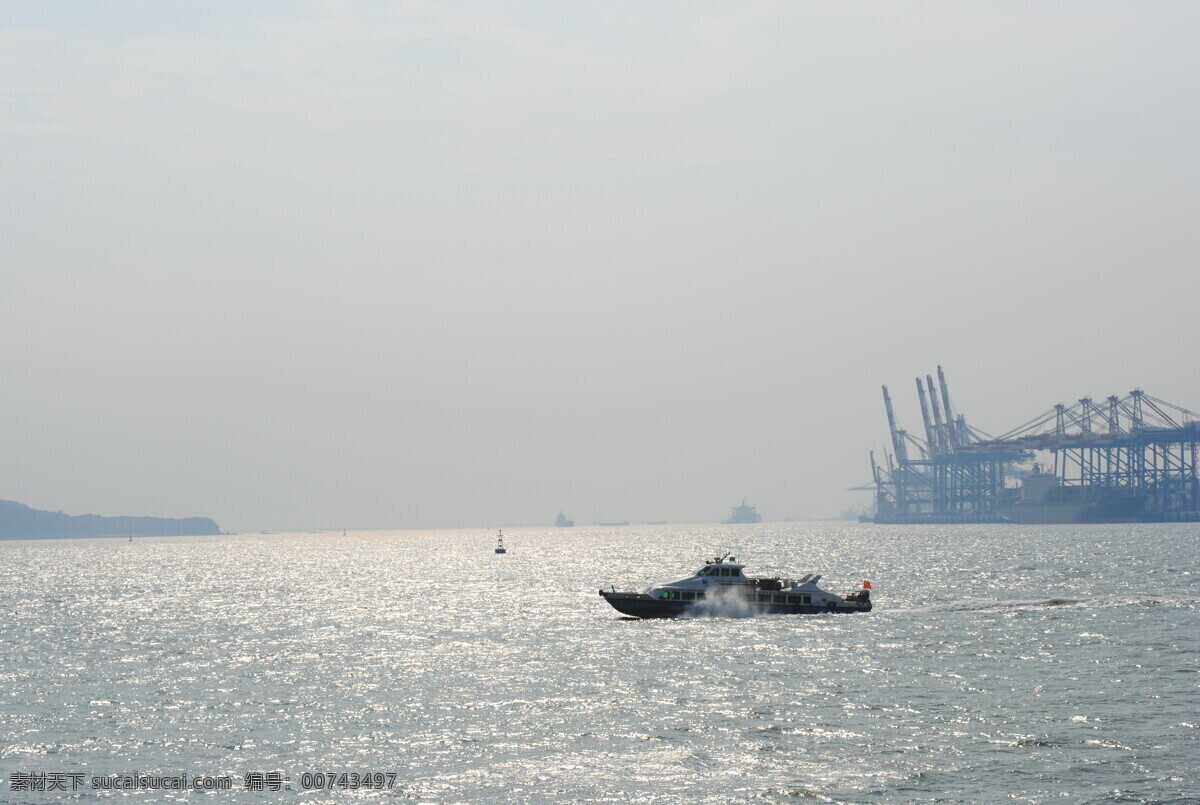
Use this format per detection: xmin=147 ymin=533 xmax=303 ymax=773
xmin=647 ymin=554 xmax=752 ymax=598
xmin=696 ymin=562 xmax=745 ymax=579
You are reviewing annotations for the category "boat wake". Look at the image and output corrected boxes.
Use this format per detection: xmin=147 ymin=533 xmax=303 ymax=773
xmin=896 ymin=594 xmax=1198 ymax=614
xmin=903 ymin=597 xmax=1083 ymax=613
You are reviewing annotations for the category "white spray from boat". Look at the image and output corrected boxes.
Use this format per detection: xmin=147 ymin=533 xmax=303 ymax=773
xmin=684 ymin=584 xmax=758 ymax=618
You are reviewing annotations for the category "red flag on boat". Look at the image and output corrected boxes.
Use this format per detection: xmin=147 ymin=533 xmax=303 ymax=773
xmin=862 ymin=580 xmax=872 ymax=589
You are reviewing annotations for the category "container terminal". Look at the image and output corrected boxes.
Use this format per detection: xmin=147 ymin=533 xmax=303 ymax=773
xmin=857 ymin=367 xmax=1199 ymax=524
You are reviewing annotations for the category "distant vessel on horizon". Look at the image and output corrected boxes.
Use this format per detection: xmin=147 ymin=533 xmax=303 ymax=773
xmin=720 ymin=501 xmax=758 ymax=525
xmin=722 ymin=500 xmax=761 ymax=524
xmin=555 ymin=512 xmax=574 ymax=527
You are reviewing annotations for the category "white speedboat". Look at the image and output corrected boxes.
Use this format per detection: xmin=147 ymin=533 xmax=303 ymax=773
xmin=599 ymin=553 xmax=872 ymax=618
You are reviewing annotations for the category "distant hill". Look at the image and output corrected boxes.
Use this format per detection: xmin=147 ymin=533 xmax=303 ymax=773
xmin=0 ymin=500 xmax=220 ymax=539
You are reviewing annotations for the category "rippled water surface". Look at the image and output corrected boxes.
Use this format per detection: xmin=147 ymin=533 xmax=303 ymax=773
xmin=1 ymin=524 xmax=1197 ymax=803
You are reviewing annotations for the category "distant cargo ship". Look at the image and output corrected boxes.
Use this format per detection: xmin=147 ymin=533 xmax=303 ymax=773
xmin=722 ymin=500 xmax=761 ymax=524
xmin=997 ymin=498 xmax=1145 ymax=524
xmin=555 ymin=512 xmax=574 ymax=527
xmin=997 ymin=473 xmax=1149 ymax=523
xmin=873 ymin=468 xmax=1196 ymax=524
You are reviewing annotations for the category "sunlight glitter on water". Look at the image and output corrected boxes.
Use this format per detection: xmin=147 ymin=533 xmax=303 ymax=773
xmin=0 ymin=523 xmax=1197 ymax=803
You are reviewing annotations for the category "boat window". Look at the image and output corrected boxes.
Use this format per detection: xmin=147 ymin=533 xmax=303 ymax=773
xmin=730 ymin=568 xmax=741 ymax=577
xmin=721 ymin=568 xmax=731 ymax=577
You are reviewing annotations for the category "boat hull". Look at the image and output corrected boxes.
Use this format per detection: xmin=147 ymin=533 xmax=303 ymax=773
xmin=600 ymin=590 xmax=871 ymax=619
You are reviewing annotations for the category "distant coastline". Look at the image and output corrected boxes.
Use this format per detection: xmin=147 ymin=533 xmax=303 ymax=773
xmin=0 ymin=500 xmax=220 ymax=540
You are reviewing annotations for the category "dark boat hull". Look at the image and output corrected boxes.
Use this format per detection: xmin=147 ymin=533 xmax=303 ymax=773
xmin=600 ymin=590 xmax=871 ymax=619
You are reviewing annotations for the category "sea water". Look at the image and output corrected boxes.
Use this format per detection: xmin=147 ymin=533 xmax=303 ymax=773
xmin=0 ymin=523 xmax=1196 ymax=803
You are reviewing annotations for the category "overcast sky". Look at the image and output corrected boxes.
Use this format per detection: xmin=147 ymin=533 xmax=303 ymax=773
xmin=2 ymin=1 xmax=1197 ymax=532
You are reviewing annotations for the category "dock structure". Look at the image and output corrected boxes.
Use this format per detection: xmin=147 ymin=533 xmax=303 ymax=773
xmin=864 ymin=368 xmax=1199 ymax=524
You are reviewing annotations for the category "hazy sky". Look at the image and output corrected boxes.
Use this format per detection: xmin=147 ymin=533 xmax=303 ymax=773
xmin=2 ymin=1 xmax=1197 ymax=532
